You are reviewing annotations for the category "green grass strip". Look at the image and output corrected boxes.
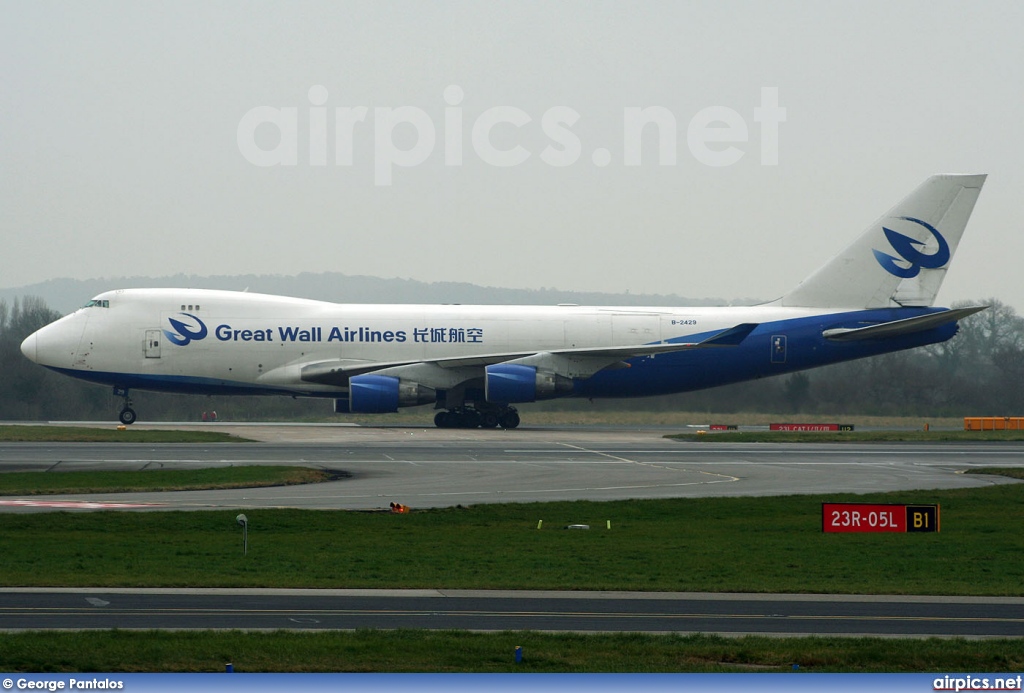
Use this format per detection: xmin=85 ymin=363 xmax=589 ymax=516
xmin=0 ymin=425 xmax=250 ymax=443
xmin=969 ymin=468 xmax=1024 ymax=480
xmin=0 ymin=466 xmax=335 ymax=495
xmin=667 ymin=430 xmax=1024 ymax=442
xmin=2 ymin=483 xmax=1023 ymax=594
xmin=1 ymin=630 xmax=1022 ymax=673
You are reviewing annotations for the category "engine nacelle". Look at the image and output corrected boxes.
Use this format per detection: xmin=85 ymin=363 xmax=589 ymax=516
xmin=484 ymin=364 xmax=574 ymax=403
xmin=347 ymin=374 xmax=436 ymax=413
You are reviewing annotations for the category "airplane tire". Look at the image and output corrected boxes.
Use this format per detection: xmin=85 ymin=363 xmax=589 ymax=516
xmin=435 ymin=409 xmax=512 ymax=429
xmin=119 ymin=408 xmax=137 ymax=425
xmin=498 ymin=410 xmax=520 ymax=429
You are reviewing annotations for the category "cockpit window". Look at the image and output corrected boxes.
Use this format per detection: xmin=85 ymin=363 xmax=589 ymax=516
xmin=83 ymin=299 xmax=110 ymax=309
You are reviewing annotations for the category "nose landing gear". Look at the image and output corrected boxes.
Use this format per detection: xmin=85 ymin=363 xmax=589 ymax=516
xmin=119 ymin=407 xmax=137 ymax=425
xmin=114 ymin=387 xmax=137 ymax=425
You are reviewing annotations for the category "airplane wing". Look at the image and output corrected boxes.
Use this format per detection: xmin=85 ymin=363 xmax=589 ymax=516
xmin=298 ymin=323 xmax=759 ymax=387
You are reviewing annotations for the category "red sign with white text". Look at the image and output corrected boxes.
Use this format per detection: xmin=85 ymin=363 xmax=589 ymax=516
xmin=822 ymin=503 xmax=940 ymax=533
xmin=824 ymin=504 xmax=906 ymax=532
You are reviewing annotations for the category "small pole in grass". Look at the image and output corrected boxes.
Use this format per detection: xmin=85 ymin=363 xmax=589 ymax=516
xmin=225 ymin=663 xmax=233 ymax=673
xmin=236 ymin=514 xmax=248 ymax=555
xmin=537 ymin=520 xmax=543 ymax=529
xmin=515 ymin=646 xmax=523 ymax=664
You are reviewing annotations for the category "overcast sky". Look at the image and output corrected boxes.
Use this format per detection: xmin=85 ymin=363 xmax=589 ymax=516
xmin=3 ymin=1 xmax=1022 ymax=312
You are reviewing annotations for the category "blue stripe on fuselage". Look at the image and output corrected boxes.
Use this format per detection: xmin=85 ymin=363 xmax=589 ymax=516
xmin=574 ymin=307 xmax=956 ymax=398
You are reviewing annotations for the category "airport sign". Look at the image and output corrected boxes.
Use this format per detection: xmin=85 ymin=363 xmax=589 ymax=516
xmin=822 ymin=503 xmax=940 ymax=533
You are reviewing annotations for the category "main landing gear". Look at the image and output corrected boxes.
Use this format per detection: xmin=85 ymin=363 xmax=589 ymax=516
xmin=114 ymin=387 xmax=137 ymax=425
xmin=434 ymin=405 xmax=520 ymax=429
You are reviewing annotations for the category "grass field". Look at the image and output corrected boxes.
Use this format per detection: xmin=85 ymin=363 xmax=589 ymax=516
xmin=2 ymin=482 xmax=1022 ymax=594
xmin=0 ymin=425 xmax=250 ymax=443
xmin=2 ymin=630 xmax=1023 ymax=673
xmin=972 ymin=468 xmax=1024 ymax=480
xmin=0 ymin=466 xmax=335 ymax=495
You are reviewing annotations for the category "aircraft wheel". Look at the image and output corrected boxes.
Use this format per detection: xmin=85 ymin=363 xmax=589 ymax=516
xmin=119 ymin=408 xmax=137 ymax=425
xmin=434 ymin=412 xmax=448 ymax=428
xmin=499 ymin=410 xmax=520 ymax=429
xmin=461 ymin=410 xmax=482 ymax=429
xmin=480 ymin=412 xmax=499 ymax=429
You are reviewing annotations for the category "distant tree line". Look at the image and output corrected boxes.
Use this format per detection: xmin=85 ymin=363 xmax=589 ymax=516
xmin=0 ymin=297 xmax=106 ymax=420
xmin=2 ymin=296 xmax=1022 ymax=421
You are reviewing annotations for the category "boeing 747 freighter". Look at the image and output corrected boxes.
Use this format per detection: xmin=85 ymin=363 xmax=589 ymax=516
xmin=21 ymin=174 xmax=986 ymax=428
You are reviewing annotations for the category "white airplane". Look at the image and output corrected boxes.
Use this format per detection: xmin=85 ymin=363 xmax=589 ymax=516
xmin=21 ymin=174 xmax=986 ymax=428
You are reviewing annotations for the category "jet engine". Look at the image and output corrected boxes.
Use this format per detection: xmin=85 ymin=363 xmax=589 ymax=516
xmin=484 ymin=363 xmax=574 ymax=403
xmin=343 ymin=374 xmax=436 ymax=413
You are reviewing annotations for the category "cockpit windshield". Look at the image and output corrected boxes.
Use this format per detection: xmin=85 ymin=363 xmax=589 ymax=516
xmin=82 ymin=299 xmax=110 ymax=309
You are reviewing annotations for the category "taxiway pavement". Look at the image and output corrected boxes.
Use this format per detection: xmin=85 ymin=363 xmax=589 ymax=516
xmin=0 ymin=424 xmax=1020 ymax=512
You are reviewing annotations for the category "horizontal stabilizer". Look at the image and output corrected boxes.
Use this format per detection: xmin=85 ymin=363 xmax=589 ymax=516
xmin=821 ymin=306 xmax=986 ymax=342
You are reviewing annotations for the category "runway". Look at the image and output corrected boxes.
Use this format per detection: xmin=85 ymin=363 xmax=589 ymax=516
xmin=3 ymin=588 xmax=1023 ymax=638
xmin=0 ymin=424 xmax=1020 ymax=512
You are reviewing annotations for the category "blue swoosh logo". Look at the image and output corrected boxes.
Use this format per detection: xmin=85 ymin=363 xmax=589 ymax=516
xmin=872 ymin=216 xmax=950 ymax=279
xmin=164 ymin=313 xmax=208 ymax=346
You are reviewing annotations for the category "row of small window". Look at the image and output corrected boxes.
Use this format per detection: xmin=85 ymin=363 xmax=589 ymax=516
xmin=181 ymin=304 xmax=201 ymax=311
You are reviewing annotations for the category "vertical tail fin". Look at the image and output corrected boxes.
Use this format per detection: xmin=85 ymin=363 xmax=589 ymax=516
xmin=781 ymin=174 xmax=986 ymax=308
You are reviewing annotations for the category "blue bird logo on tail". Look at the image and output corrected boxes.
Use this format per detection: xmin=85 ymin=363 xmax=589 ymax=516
xmin=872 ymin=216 xmax=950 ymax=278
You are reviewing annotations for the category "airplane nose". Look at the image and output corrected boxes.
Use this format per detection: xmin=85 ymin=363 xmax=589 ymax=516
xmin=20 ymin=332 xmax=38 ymax=363
xmin=21 ymin=315 xmax=86 ymax=369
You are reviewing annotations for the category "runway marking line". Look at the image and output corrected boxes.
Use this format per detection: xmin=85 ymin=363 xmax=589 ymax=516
xmin=558 ymin=443 xmax=740 ymax=485
xmin=0 ymin=500 xmax=164 ymax=509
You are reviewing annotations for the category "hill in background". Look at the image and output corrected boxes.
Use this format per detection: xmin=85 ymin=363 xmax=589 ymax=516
xmin=1 ymin=272 xmax=759 ymax=316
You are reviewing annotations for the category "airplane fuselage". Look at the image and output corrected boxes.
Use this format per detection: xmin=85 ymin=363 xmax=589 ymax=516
xmin=23 ymin=288 xmax=954 ymax=401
